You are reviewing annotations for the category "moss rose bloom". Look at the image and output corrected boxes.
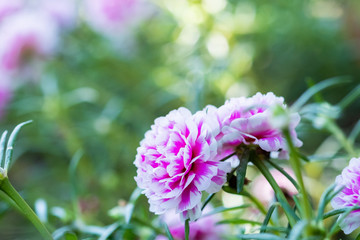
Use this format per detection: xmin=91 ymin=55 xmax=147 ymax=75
xmin=331 ymin=158 xmax=360 ymax=234
xmin=206 ymin=92 xmax=302 ymax=162
xmin=134 ymin=108 xmax=231 ymax=221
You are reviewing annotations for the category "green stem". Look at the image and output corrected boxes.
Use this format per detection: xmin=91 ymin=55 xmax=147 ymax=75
xmin=0 ymin=177 xmax=53 ymax=240
xmin=184 ymin=219 xmax=190 ymax=240
xmin=251 ymin=156 xmax=297 ymax=227
xmin=283 ymin=129 xmax=312 ymax=222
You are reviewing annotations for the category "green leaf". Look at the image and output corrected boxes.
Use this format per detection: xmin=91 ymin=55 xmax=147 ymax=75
xmin=337 ymin=84 xmax=360 ymax=110
xmin=0 ymin=131 xmax=8 ymax=169
xmin=4 ymin=120 xmax=32 ymax=171
xmin=267 ymin=160 xmax=300 ymax=191
xmin=260 ymin=203 xmax=279 ymax=233
xmin=165 ymin=223 xmax=175 ymax=240
xmin=316 ymin=183 xmax=336 ymax=222
xmin=292 ymin=76 xmax=351 ymax=110
xmin=68 ymin=150 xmax=83 ymax=215
xmin=349 ymin=119 xmax=360 ymax=144
xmin=323 ymin=206 xmax=360 ymax=219
xmin=64 ymin=232 xmax=78 ymax=240
xmin=201 ymin=193 xmax=215 ymax=211
xmin=202 ymin=204 xmax=251 ymax=217
xmin=98 ymin=222 xmax=122 ymax=240
xmin=288 ymin=220 xmax=307 ymax=240
xmin=236 ymin=151 xmax=250 ymax=193
xmin=125 ymin=187 xmax=142 ymax=224
xmin=217 ymin=218 xmax=262 ymax=226
xmin=237 ymin=233 xmax=285 ymax=240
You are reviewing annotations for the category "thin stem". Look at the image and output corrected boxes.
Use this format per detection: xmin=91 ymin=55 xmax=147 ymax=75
xmin=251 ymin=156 xmax=297 ymax=227
xmin=0 ymin=177 xmax=53 ymax=240
xmin=283 ymin=129 xmax=312 ymax=222
xmin=184 ymin=219 xmax=190 ymax=240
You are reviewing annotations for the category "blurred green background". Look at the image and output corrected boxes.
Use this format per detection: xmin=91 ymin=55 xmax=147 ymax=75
xmin=1 ymin=0 xmax=360 ymax=239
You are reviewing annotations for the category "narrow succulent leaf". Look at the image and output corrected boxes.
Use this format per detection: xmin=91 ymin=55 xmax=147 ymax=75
xmin=337 ymin=84 xmax=360 ymax=110
xmin=236 ymin=151 xmax=249 ymax=193
xmin=329 ymin=206 xmax=358 ymax=236
xmin=201 ymin=193 xmax=215 ymax=211
xmin=237 ymin=233 xmax=285 ymax=240
xmin=288 ymin=220 xmax=307 ymax=240
xmin=125 ymin=187 xmax=142 ymax=224
xmin=217 ymin=218 xmax=262 ymax=225
xmin=4 ymin=120 xmax=32 ymax=171
xmin=292 ymin=77 xmax=351 ymax=110
xmin=69 ymin=150 xmax=83 ymax=215
xmin=202 ymin=204 xmax=251 ymax=217
xmin=98 ymin=222 xmax=121 ymax=240
xmin=267 ymin=160 xmax=300 ymax=190
xmin=323 ymin=206 xmax=360 ymax=219
xmin=316 ymin=183 xmax=336 ymax=222
xmin=260 ymin=203 xmax=279 ymax=233
xmin=165 ymin=223 xmax=175 ymax=240
xmin=0 ymin=131 xmax=8 ymax=168
xmin=349 ymin=119 xmax=360 ymax=144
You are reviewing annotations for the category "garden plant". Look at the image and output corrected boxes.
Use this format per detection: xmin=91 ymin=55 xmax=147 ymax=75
xmin=1 ymin=0 xmax=360 ymax=240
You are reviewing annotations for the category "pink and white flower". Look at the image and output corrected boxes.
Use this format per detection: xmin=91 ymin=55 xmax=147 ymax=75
xmin=205 ymin=92 xmax=302 ymax=162
xmin=331 ymin=158 xmax=360 ymax=234
xmin=155 ymin=205 xmax=226 ymax=240
xmin=134 ymin=107 xmax=231 ymax=221
xmin=251 ymin=167 xmax=298 ymax=206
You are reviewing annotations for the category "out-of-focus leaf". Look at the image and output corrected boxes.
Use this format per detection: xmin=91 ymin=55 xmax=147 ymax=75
xmin=202 ymin=204 xmax=251 ymax=217
xmin=292 ymin=77 xmax=351 ymax=111
xmin=0 ymin=131 xmax=8 ymax=168
xmin=34 ymin=199 xmax=48 ymax=223
xmin=125 ymin=187 xmax=142 ymax=224
xmin=288 ymin=220 xmax=307 ymax=240
xmin=64 ymin=232 xmax=78 ymax=240
xmin=260 ymin=203 xmax=279 ymax=233
xmin=237 ymin=233 xmax=286 ymax=240
xmin=4 ymin=120 xmax=32 ymax=171
xmin=217 ymin=218 xmax=262 ymax=225
xmin=164 ymin=223 xmax=174 ymax=240
xmin=337 ymin=84 xmax=360 ymax=110
xmin=98 ymin=222 xmax=121 ymax=240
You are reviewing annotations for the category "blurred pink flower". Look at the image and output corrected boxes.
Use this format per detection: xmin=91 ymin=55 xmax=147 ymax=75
xmin=205 ymin=92 xmax=302 ymax=162
xmin=0 ymin=0 xmax=23 ymax=22
xmin=155 ymin=206 xmax=225 ymax=240
xmin=83 ymin=0 xmax=151 ymax=38
xmin=134 ymin=107 xmax=231 ymax=221
xmin=251 ymin=167 xmax=297 ymax=206
xmin=40 ymin=0 xmax=77 ymax=29
xmin=331 ymin=158 xmax=360 ymax=234
xmin=0 ymin=10 xmax=59 ymax=76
